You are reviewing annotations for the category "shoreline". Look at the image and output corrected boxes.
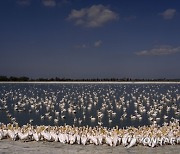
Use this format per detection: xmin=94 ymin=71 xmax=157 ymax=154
xmin=0 ymin=139 xmax=179 ymax=154
xmin=0 ymin=81 xmax=180 ymax=84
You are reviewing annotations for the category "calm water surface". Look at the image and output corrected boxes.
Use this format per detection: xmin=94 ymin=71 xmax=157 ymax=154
xmin=0 ymin=83 xmax=179 ymax=128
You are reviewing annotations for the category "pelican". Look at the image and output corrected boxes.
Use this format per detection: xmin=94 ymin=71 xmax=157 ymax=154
xmin=126 ymin=137 xmax=137 ymax=148
xmin=0 ymin=130 xmax=4 ymax=140
xmin=112 ymin=135 xmax=118 ymax=146
xmin=76 ymin=133 xmax=81 ymax=144
xmin=122 ymin=134 xmax=129 ymax=146
xmin=105 ymin=136 xmax=113 ymax=146
xmin=18 ymin=130 xmax=30 ymax=141
xmin=32 ymin=131 xmax=41 ymax=141
xmin=69 ymin=134 xmax=76 ymax=144
xmin=89 ymin=135 xmax=98 ymax=145
xmin=7 ymin=129 xmax=18 ymax=141
xmin=41 ymin=130 xmax=52 ymax=141
xmin=50 ymin=131 xmax=58 ymax=142
xmin=97 ymin=134 xmax=103 ymax=145
xmin=58 ymin=133 xmax=66 ymax=144
xmin=81 ymin=135 xmax=88 ymax=145
xmin=90 ymin=116 xmax=96 ymax=122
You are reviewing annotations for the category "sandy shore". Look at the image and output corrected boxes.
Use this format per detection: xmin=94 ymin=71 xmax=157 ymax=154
xmin=0 ymin=139 xmax=179 ymax=154
xmin=1 ymin=81 xmax=180 ymax=84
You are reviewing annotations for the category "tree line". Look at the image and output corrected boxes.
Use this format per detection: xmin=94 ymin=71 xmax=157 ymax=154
xmin=0 ymin=76 xmax=179 ymax=82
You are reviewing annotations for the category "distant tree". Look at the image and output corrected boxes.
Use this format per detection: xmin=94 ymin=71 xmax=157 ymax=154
xmin=9 ymin=76 xmax=18 ymax=81
xmin=19 ymin=76 xmax=29 ymax=81
xmin=0 ymin=76 xmax=8 ymax=81
xmin=38 ymin=78 xmax=47 ymax=81
xmin=0 ymin=75 xmax=179 ymax=82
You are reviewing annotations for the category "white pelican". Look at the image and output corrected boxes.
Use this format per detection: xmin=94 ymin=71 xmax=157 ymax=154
xmin=0 ymin=130 xmax=4 ymax=140
xmin=18 ymin=130 xmax=30 ymax=140
xmin=50 ymin=131 xmax=58 ymax=142
xmin=97 ymin=134 xmax=103 ymax=145
xmin=81 ymin=135 xmax=88 ymax=145
xmin=33 ymin=131 xmax=41 ymax=141
xmin=58 ymin=133 xmax=66 ymax=144
xmin=41 ymin=130 xmax=52 ymax=141
xmin=7 ymin=129 xmax=18 ymax=141
xmin=76 ymin=133 xmax=81 ymax=144
xmin=126 ymin=137 xmax=137 ymax=148
xmin=105 ymin=136 xmax=113 ymax=146
xmin=69 ymin=134 xmax=76 ymax=144
xmin=122 ymin=134 xmax=129 ymax=146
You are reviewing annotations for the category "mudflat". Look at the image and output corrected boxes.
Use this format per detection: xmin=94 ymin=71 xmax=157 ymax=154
xmin=0 ymin=139 xmax=179 ymax=154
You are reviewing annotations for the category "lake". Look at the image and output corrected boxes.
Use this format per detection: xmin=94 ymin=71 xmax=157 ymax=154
xmin=0 ymin=82 xmax=179 ymax=128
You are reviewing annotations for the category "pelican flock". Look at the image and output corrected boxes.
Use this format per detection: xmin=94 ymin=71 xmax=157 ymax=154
xmin=0 ymin=122 xmax=179 ymax=148
xmin=0 ymin=82 xmax=180 ymax=148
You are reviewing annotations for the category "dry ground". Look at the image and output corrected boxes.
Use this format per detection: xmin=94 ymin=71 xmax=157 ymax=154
xmin=0 ymin=139 xmax=179 ymax=154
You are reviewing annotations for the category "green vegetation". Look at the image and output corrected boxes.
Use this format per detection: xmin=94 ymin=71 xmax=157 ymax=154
xmin=0 ymin=76 xmax=179 ymax=82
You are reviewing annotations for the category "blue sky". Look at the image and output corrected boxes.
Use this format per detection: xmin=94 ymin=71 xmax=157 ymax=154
xmin=0 ymin=0 xmax=180 ymax=79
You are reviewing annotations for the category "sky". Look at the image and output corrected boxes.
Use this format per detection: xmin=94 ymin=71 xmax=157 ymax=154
xmin=0 ymin=0 xmax=180 ymax=79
